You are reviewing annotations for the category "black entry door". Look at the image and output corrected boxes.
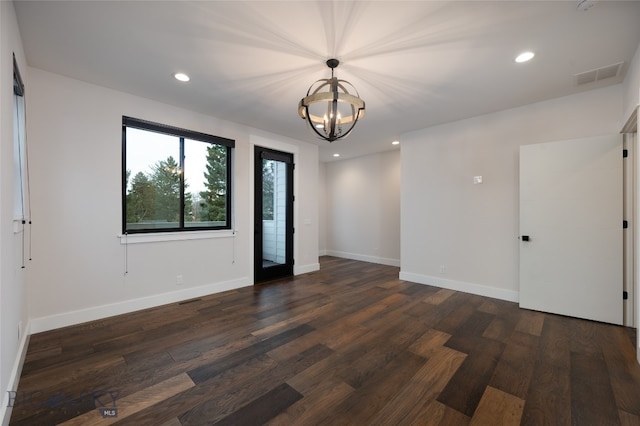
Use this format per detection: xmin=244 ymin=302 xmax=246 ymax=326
xmin=254 ymin=146 xmax=294 ymax=283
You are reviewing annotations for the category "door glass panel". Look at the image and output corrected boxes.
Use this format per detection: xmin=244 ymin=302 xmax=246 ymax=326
xmin=262 ymin=158 xmax=287 ymax=268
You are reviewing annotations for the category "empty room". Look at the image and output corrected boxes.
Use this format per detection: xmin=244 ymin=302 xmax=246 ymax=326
xmin=2 ymin=1 xmax=640 ymax=424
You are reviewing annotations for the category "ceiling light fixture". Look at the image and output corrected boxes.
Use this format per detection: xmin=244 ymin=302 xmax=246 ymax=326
xmin=174 ymin=72 xmax=190 ymax=82
xmin=392 ymin=140 xmax=400 ymax=145
xmin=515 ymin=52 xmax=535 ymax=63
xmin=333 ymin=153 xmax=340 ymax=157
xmin=298 ymin=59 xmax=366 ymax=143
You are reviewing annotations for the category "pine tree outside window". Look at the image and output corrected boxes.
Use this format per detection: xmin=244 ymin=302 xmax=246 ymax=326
xmin=122 ymin=117 xmax=234 ymax=234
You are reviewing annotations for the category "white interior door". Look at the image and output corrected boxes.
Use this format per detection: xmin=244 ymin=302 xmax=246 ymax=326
xmin=519 ymin=135 xmax=623 ymax=325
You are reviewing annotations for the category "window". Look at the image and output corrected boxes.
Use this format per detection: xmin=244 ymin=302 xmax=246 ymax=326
xmin=13 ymin=53 xmax=27 ymax=221
xmin=122 ymin=117 xmax=234 ymax=234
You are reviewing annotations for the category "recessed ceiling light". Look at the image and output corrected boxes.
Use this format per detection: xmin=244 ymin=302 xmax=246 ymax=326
xmin=174 ymin=73 xmax=190 ymax=82
xmin=392 ymin=140 xmax=400 ymax=145
xmin=515 ymin=52 xmax=535 ymax=63
xmin=333 ymin=153 xmax=340 ymax=157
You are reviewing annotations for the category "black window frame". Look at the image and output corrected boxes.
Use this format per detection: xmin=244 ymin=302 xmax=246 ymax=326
xmin=122 ymin=116 xmax=235 ymax=234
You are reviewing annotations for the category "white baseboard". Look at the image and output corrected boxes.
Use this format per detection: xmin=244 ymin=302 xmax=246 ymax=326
xmin=399 ymin=271 xmax=519 ymax=303
xmin=1 ymin=321 xmax=31 ymax=426
xmin=326 ymin=250 xmax=400 ymax=267
xmin=294 ymin=263 xmax=320 ymax=275
xmin=30 ymin=277 xmax=251 ymax=334
xmin=319 ymin=249 xmax=328 ymax=256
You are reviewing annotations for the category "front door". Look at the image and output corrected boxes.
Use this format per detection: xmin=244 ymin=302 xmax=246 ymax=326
xmin=254 ymin=146 xmax=294 ymax=283
xmin=519 ymin=135 xmax=623 ymax=325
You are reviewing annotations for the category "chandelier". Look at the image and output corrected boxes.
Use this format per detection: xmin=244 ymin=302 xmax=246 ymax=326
xmin=298 ymin=59 xmax=366 ymax=142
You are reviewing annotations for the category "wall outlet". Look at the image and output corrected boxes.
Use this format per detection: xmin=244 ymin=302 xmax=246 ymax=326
xmin=176 ymin=275 xmax=184 ymax=286
xmin=439 ymin=265 xmax=446 ymax=274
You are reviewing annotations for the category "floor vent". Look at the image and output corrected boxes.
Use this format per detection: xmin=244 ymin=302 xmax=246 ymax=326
xmin=574 ymin=62 xmax=624 ymax=86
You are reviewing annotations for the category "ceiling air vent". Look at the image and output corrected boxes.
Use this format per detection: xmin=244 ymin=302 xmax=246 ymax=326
xmin=574 ymin=62 xmax=624 ymax=86
xmin=576 ymin=0 xmax=597 ymax=12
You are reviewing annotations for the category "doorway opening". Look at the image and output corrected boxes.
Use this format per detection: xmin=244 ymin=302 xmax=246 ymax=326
xmin=254 ymin=146 xmax=294 ymax=283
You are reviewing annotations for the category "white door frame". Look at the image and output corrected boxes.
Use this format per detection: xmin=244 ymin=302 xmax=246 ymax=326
xmin=622 ymin=106 xmax=639 ymax=363
xmin=249 ymin=135 xmax=300 ymax=283
xmin=623 ymin=132 xmax=635 ymax=328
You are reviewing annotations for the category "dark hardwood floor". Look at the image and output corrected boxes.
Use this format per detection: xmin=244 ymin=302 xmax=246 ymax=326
xmin=9 ymin=257 xmax=640 ymax=425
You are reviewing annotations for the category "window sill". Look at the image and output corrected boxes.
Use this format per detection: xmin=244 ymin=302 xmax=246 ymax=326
xmin=119 ymin=230 xmax=236 ymax=245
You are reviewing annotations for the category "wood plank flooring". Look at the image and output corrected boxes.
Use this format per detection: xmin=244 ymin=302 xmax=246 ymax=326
xmin=9 ymin=256 xmax=640 ymax=425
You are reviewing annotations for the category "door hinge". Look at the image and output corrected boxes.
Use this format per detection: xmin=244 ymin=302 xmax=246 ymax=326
xmin=623 ymin=220 xmax=628 ymax=229
xmin=623 ymin=149 xmax=629 ymax=158
xmin=623 ymin=291 xmax=628 ymax=300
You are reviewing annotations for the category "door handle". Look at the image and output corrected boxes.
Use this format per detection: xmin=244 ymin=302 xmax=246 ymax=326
xmin=521 ymin=235 xmax=530 ymax=241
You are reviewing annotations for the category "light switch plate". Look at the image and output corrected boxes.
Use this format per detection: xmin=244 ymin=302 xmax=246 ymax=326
xmin=473 ymin=176 xmax=483 ymax=185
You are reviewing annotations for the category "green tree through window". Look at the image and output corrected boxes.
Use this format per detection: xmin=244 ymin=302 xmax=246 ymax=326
xmin=262 ymin=160 xmax=275 ymax=220
xmin=198 ymin=145 xmax=227 ymax=222
xmin=126 ymin=171 xmax=156 ymax=223
xmin=149 ymin=156 xmax=183 ymax=223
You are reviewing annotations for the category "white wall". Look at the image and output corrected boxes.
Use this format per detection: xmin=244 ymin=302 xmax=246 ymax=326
xmin=400 ymin=85 xmax=624 ymax=301
xmin=325 ymin=150 xmax=401 ymax=266
xmin=318 ymin=162 xmax=327 ymax=255
xmin=25 ymin=67 xmax=319 ymax=332
xmin=0 ymin=2 xmax=30 ymax=424
xmin=623 ymin=43 xmax=640 ymax=120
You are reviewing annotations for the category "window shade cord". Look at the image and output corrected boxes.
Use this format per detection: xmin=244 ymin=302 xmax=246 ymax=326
xmin=124 ymin=232 xmax=129 ymax=275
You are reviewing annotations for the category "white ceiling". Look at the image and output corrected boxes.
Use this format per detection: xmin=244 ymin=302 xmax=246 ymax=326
xmin=13 ymin=1 xmax=640 ymax=162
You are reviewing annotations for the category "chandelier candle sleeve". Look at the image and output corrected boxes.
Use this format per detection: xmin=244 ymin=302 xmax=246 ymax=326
xmin=298 ymin=59 xmax=366 ymax=142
